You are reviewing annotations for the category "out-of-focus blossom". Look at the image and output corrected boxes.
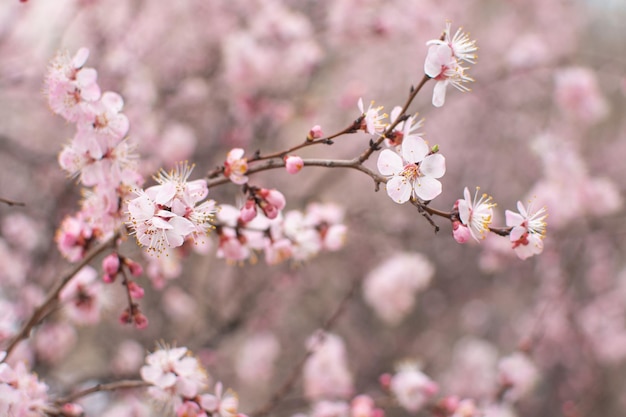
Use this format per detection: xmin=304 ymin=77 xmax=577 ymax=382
xmin=59 ymin=266 xmax=104 ymax=325
xmin=378 ymin=135 xmax=446 ymax=203
xmin=307 ymin=125 xmax=324 ymax=140
xmin=505 ymin=201 xmax=547 ymax=260
xmin=311 ymin=400 xmax=350 ymax=417
xmin=236 ymin=332 xmax=281 ymax=384
xmin=0 ymin=354 xmax=50 ymax=416
xmin=497 ymin=352 xmax=539 ymax=401
xmin=34 ymin=322 xmax=77 ymax=365
xmin=554 ymin=67 xmax=609 ymax=125
xmin=304 ymin=332 xmax=354 ymax=400
xmin=141 ymin=346 xmax=209 ymax=406
xmin=389 ymin=362 xmax=438 ymax=413
xmin=199 ymin=382 xmax=239 ymax=417
xmin=363 ymin=252 xmax=434 ymax=325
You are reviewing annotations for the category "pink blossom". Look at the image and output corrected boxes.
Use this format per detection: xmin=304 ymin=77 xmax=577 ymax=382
xmin=554 ymin=67 xmax=609 ymax=124
xmin=350 ymin=395 xmax=383 ymax=417
xmin=141 ymin=346 xmax=209 ymax=404
xmin=34 ymin=323 xmax=77 ymax=365
xmin=497 ymin=352 xmax=539 ymax=401
xmin=363 ymin=252 xmax=434 ymax=325
xmin=55 ymin=213 xmax=94 ymax=262
xmin=311 ymin=400 xmax=350 ymax=417
xmin=456 ymin=187 xmax=496 ymax=241
xmin=285 ymin=155 xmax=304 ymax=174
xmin=304 ymin=332 xmax=354 ymax=400
xmin=389 ymin=363 xmax=438 ymax=413
xmin=235 ymin=332 xmax=280 ymax=383
xmin=357 ymin=98 xmax=387 ymax=136
xmin=427 ymin=22 xmax=477 ymax=64
xmin=452 ymin=221 xmax=472 ymax=244
xmin=424 ymin=43 xmax=473 ymax=107
xmin=224 ymin=148 xmax=249 ymax=184
xmin=45 ymin=48 xmax=101 ymax=122
xmin=0 ymin=359 xmax=49 ymax=416
xmin=377 ymin=136 xmax=446 ymax=203
xmin=199 ymin=382 xmax=239 ymax=417
xmin=505 ymin=201 xmax=548 ymax=260
xmin=59 ymin=266 xmax=104 ymax=325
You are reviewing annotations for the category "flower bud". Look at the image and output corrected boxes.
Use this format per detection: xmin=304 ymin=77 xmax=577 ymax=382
xmin=307 ymin=124 xmax=323 ymax=141
xmin=284 ymin=155 xmax=304 ymax=174
xmin=240 ymin=199 xmax=257 ymax=222
xmin=452 ymin=221 xmax=471 ymax=244
xmin=102 ymin=253 xmax=120 ymax=276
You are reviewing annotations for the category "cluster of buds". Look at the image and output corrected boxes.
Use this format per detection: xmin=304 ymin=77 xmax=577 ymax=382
xmin=102 ymin=253 xmax=148 ymax=329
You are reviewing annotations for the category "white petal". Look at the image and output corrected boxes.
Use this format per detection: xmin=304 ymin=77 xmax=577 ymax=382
xmin=415 ymin=177 xmax=442 ymax=201
xmin=432 ymin=80 xmax=448 ymax=108
xmin=420 ymin=154 xmax=446 ymax=178
xmin=458 ymin=200 xmax=470 ymax=224
xmin=386 ymin=176 xmax=412 ymax=204
xmin=101 ymin=91 xmax=124 ymax=113
xmin=505 ymin=210 xmax=524 ymax=227
xmin=377 ymin=149 xmax=404 ymax=175
xmin=402 ymin=136 xmax=429 ymax=164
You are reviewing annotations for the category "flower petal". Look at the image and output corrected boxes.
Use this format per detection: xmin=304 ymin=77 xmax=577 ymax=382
xmin=386 ymin=176 xmax=412 ymax=204
xmin=377 ymin=149 xmax=403 ymax=175
xmin=421 ymin=154 xmax=446 ymax=178
xmin=415 ymin=177 xmax=442 ymax=201
xmin=432 ymin=80 xmax=448 ymax=108
xmin=402 ymin=136 xmax=429 ymax=164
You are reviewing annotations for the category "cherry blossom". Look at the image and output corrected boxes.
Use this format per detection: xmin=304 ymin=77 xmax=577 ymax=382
xmin=424 ymin=44 xmax=473 ymax=107
xmin=505 ymin=201 xmax=548 ymax=260
xmin=389 ymin=363 xmax=438 ymax=413
xmin=304 ymin=332 xmax=354 ymax=400
xmin=377 ymin=135 xmax=446 ymax=203
xmin=224 ymin=148 xmax=249 ymax=184
xmin=357 ymin=98 xmax=387 ymax=136
xmin=455 ymin=187 xmax=496 ymax=242
xmin=140 ymin=346 xmax=209 ymax=406
xmin=427 ymin=22 xmax=478 ymax=64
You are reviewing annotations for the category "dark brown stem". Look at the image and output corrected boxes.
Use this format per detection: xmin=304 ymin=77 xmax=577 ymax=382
xmin=2 ymin=232 xmax=119 ymax=361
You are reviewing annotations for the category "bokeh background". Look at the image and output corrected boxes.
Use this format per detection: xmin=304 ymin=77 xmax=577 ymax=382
xmin=1 ymin=0 xmax=625 ymax=416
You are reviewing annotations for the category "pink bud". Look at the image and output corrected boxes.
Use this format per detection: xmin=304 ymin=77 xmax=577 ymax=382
xmin=102 ymin=274 xmax=115 ymax=284
xmin=284 ymin=155 xmax=304 ymax=174
xmin=134 ymin=312 xmax=149 ymax=329
xmin=423 ymin=381 xmax=439 ymax=396
xmin=240 ymin=199 xmax=257 ymax=222
xmin=307 ymin=124 xmax=323 ymax=140
xmin=102 ymin=253 xmax=120 ymax=276
xmin=127 ymin=281 xmax=145 ymax=299
xmin=124 ymin=258 xmax=144 ymax=277
xmin=379 ymin=373 xmax=392 ymax=390
xmin=262 ymin=189 xmax=286 ymax=211
xmin=61 ymin=403 xmax=84 ymax=417
xmin=452 ymin=221 xmax=471 ymax=244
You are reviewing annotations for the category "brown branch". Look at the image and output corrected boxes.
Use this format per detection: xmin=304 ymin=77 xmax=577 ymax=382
xmin=252 ymin=277 xmax=361 ymax=417
xmin=0 ymin=196 xmax=25 ymax=207
xmin=53 ymin=379 xmax=149 ymax=405
xmin=2 ymin=232 xmax=119 ymax=361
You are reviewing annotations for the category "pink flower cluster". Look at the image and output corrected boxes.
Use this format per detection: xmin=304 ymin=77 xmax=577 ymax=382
xmin=216 ymin=201 xmax=346 ymax=264
xmin=127 ymin=162 xmax=216 ymax=256
xmin=140 ymin=346 xmax=244 ymax=417
xmin=47 ymin=48 xmax=144 ymax=261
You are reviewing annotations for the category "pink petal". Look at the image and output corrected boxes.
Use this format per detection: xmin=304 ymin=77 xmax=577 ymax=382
xmin=386 ymin=176 xmax=412 ymax=204
xmin=72 ymin=48 xmax=90 ymax=68
xmin=414 ymin=177 xmax=442 ymax=201
xmin=421 ymin=154 xmax=446 ymax=178
xmin=101 ymin=91 xmax=124 ymax=112
xmin=402 ymin=136 xmax=429 ymax=164
xmin=424 ymin=44 xmax=452 ymax=78
xmin=377 ymin=149 xmax=403 ymax=175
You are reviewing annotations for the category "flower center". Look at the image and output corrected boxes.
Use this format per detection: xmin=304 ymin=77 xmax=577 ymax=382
xmin=402 ymin=163 xmax=420 ymax=181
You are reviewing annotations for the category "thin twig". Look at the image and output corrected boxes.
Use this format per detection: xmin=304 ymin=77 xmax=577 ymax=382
xmin=0 ymin=196 xmax=25 ymax=206
xmin=2 ymin=232 xmax=119 ymax=360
